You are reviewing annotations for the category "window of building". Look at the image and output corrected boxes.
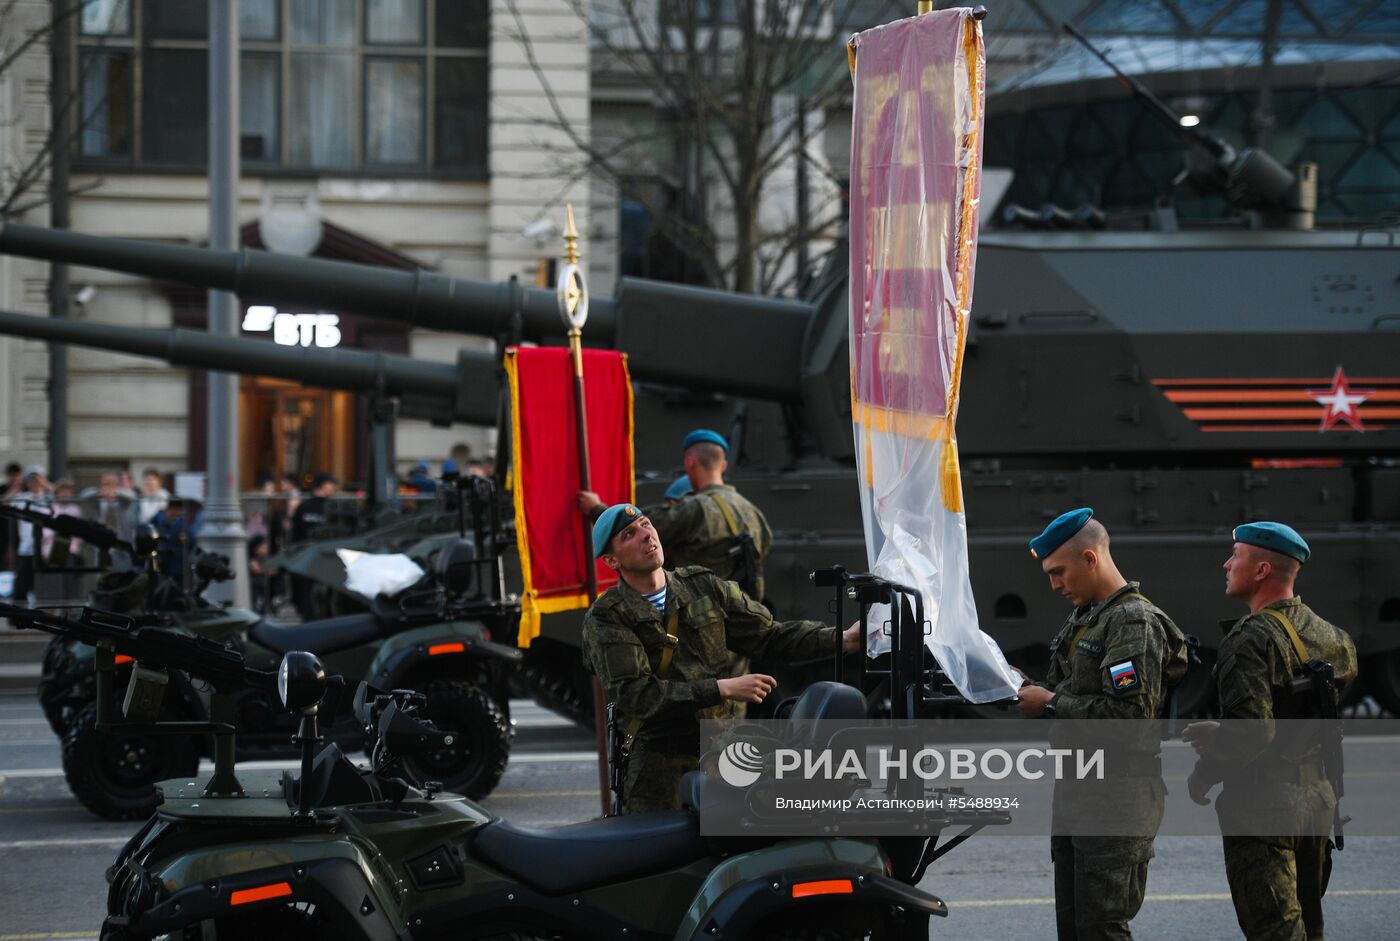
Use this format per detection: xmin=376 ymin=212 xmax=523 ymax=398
xmin=75 ymin=0 xmax=488 ymax=176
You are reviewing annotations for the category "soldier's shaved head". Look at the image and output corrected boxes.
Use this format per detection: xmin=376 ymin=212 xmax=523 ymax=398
xmin=1241 ymin=543 xmax=1301 ymax=583
xmin=1064 ymin=518 xmax=1109 ymax=556
xmin=685 ymin=441 xmax=725 ymax=472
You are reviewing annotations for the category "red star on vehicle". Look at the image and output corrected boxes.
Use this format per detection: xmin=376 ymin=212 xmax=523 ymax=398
xmin=1307 ymin=367 xmax=1374 ymax=432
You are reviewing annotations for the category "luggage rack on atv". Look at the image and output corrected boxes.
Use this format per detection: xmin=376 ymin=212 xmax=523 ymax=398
xmin=812 ymin=566 xmax=970 ymax=720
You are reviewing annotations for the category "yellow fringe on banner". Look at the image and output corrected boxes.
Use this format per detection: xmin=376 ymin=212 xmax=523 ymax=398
xmin=940 ymin=14 xmax=983 ymax=514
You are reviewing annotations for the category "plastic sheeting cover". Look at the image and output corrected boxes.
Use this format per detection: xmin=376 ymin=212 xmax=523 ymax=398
xmin=337 ymin=549 xmax=426 ymax=599
xmin=848 ymin=9 xmax=1019 ymax=703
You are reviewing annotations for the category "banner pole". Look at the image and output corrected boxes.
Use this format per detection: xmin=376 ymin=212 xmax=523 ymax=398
xmin=556 ymin=205 xmax=611 ymax=816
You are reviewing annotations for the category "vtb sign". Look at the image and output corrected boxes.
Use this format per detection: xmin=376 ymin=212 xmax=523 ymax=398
xmin=241 ymin=305 xmax=342 ymax=348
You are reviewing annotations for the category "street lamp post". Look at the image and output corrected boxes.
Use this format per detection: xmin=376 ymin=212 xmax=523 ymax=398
xmin=202 ymin=0 xmax=249 ymax=607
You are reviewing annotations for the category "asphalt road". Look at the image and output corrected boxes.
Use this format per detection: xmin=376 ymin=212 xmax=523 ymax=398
xmin=1 ymin=692 xmax=1396 ymax=941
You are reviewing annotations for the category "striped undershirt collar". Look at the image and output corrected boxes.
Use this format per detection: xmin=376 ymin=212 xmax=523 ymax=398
xmin=642 ymin=584 xmax=667 ymax=614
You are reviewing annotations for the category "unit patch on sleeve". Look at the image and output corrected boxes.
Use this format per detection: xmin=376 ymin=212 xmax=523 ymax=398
xmin=1108 ymin=659 xmax=1140 ymax=691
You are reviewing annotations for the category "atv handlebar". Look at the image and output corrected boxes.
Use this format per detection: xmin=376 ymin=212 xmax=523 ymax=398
xmin=0 ymin=501 xmax=128 ymax=553
xmin=0 ymin=601 xmax=275 ymax=693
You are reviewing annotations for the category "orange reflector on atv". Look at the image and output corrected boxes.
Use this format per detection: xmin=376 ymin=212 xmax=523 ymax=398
xmin=428 ymin=642 xmax=465 ymax=656
xmin=114 ymin=655 xmax=134 ymax=665
xmin=229 ymin=882 xmax=293 ymax=906
xmin=792 ymin=879 xmax=854 ymax=898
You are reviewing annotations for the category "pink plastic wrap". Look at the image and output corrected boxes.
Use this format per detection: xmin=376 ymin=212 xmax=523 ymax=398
xmin=849 ymin=9 xmax=1018 ymax=703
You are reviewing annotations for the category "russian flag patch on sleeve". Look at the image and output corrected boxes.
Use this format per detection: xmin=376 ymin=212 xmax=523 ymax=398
xmin=1108 ymin=659 xmax=1140 ymax=691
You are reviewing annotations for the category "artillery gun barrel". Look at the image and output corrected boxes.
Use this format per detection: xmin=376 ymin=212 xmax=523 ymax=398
xmin=0 ymin=221 xmax=817 ymax=401
xmin=0 ymin=309 xmax=497 ymax=426
xmin=0 ymin=221 xmax=613 ymax=342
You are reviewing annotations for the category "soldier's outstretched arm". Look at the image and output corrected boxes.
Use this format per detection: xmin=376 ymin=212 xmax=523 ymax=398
xmin=712 ymin=575 xmax=837 ymax=661
xmin=584 ymin=622 xmax=722 ymax=721
xmin=1050 ymin=616 xmax=1167 ymax=720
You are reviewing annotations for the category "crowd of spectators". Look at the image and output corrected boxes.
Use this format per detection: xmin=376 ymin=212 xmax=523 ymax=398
xmin=1 ymin=450 xmax=493 ymax=615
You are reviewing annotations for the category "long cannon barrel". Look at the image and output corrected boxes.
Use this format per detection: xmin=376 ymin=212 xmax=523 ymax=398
xmin=0 ymin=310 xmax=498 ymax=426
xmin=0 ymin=222 xmax=817 ymax=402
xmin=0 ymin=221 xmax=604 ymax=341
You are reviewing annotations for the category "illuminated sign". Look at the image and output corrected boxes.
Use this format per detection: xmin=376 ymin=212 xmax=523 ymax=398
xmin=242 ymin=305 xmax=342 ymax=348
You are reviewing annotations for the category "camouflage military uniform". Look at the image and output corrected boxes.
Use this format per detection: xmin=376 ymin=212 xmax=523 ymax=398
xmin=1191 ymin=598 xmax=1357 ymax=941
xmin=1037 ymin=582 xmax=1189 ymax=941
xmin=582 ymin=565 xmax=834 ymax=814
xmin=646 ymin=484 xmax=773 ymax=600
xmin=647 ymin=483 xmax=774 ymax=714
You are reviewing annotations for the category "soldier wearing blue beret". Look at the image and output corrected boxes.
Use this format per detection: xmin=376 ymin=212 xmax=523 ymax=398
xmin=1183 ymin=522 xmax=1357 ymax=941
xmin=582 ymin=504 xmax=860 ymax=813
xmin=663 ymin=476 xmax=693 ymax=503
xmin=1018 ymin=508 xmax=1189 ymax=941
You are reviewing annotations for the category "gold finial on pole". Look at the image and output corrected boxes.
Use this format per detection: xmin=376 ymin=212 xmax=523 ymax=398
xmin=557 ymin=203 xmax=589 ymax=337
xmin=563 ymin=203 xmax=581 ymax=265
xmin=917 ymin=1 xmax=932 ymax=13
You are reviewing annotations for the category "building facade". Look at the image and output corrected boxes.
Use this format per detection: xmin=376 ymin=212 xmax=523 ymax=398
xmin=0 ymin=0 xmax=591 ymax=489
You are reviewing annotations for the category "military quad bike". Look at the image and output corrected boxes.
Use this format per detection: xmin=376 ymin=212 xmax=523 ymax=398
xmin=7 ymin=477 xmax=522 ymax=820
xmin=8 ymin=585 xmax=1007 ymax=940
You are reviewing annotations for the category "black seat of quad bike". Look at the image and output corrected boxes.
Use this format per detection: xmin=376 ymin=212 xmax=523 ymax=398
xmin=473 ymin=811 xmax=709 ymax=896
xmin=787 ymin=680 xmax=867 ymax=749
xmin=789 ymin=681 xmax=867 ymax=722
xmin=677 ymin=772 xmax=705 ymax=817
xmin=250 ymin=613 xmax=383 ymax=656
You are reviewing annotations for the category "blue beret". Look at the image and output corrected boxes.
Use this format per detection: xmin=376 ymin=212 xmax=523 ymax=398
xmin=1029 ymin=507 xmax=1094 ymax=560
xmin=664 ymin=476 xmax=693 ymax=501
xmin=682 ymin=429 xmax=728 ymax=452
xmin=592 ymin=503 xmax=644 ymax=558
xmin=442 ymin=460 xmax=458 ymax=474
xmin=1233 ymin=522 xmax=1310 ymax=563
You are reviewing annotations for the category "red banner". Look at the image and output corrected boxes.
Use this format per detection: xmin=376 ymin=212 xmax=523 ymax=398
xmin=505 ymin=347 xmax=634 ymax=644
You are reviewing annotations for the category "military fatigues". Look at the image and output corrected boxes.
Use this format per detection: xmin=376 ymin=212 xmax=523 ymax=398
xmin=1191 ymin=598 xmax=1357 ymax=941
xmin=1037 ymin=582 xmax=1189 ymax=941
xmin=646 ymin=484 xmax=772 ymax=601
xmin=582 ymin=566 xmax=835 ymax=813
xmin=647 ymin=483 xmax=774 ymax=713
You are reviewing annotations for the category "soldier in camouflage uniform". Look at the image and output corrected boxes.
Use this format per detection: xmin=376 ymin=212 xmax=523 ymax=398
xmin=1016 ymin=508 xmax=1189 ymax=941
xmin=1184 ymin=522 xmax=1357 ymax=941
xmin=579 ymin=429 xmax=773 ymax=715
xmin=581 ymin=503 xmax=859 ymax=814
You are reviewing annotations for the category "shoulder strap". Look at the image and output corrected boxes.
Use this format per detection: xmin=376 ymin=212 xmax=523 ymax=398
xmin=1258 ymin=607 xmax=1311 ymax=665
xmin=624 ymin=605 xmax=681 ymax=741
xmin=1064 ymin=590 xmax=1152 ymax=655
xmin=709 ymin=491 xmax=744 ymax=537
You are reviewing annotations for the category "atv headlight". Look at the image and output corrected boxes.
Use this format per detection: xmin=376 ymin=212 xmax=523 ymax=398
xmin=278 ymin=651 xmax=327 ymax=714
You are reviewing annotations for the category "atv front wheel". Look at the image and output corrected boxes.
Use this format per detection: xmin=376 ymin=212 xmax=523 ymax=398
xmin=61 ymin=703 xmax=200 ymax=820
xmin=38 ymin=637 xmax=90 ymax=736
xmin=400 ymin=678 xmax=512 ymax=799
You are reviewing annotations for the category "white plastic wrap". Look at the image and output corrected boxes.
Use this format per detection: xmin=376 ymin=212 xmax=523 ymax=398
xmin=848 ymin=10 xmax=1019 ymax=703
xmin=337 ymin=549 xmax=426 ymax=599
